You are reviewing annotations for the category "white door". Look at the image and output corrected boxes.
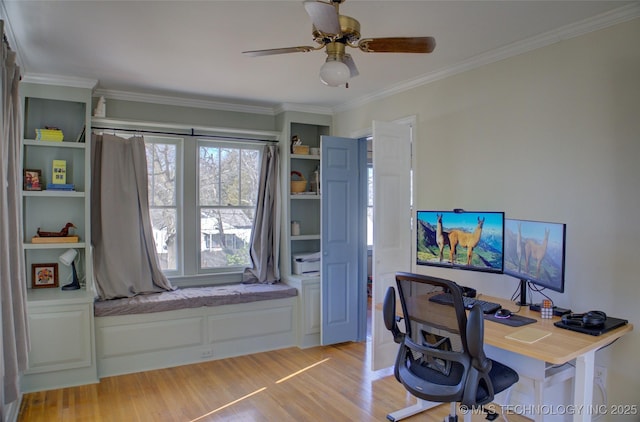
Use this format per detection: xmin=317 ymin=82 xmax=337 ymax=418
xmin=371 ymin=120 xmax=412 ymax=370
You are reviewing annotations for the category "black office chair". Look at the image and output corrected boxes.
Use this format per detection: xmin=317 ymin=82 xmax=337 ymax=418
xmin=384 ymin=272 xmax=519 ymax=422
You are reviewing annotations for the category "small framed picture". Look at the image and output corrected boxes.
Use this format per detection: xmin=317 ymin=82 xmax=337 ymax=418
xmin=31 ymin=263 xmax=59 ymax=289
xmin=24 ymin=169 xmax=43 ymax=191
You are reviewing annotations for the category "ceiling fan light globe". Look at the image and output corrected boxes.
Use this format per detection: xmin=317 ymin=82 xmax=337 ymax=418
xmin=319 ymin=60 xmax=350 ymax=87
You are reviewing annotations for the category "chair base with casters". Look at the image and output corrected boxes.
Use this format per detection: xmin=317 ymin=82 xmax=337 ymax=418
xmin=384 ymin=272 xmax=519 ymax=422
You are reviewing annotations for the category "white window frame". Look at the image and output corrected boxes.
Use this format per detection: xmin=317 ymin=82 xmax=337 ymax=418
xmin=196 ymin=138 xmax=262 ymax=274
xmin=144 ymin=135 xmax=183 ymax=277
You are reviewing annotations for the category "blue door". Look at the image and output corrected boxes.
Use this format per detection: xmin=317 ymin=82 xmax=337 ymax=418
xmin=321 ymin=136 xmax=367 ymax=345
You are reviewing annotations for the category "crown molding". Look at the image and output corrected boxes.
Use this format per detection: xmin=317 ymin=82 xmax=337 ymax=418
xmin=94 ymin=89 xmax=332 ymax=117
xmin=275 ymin=102 xmax=332 ymax=116
xmin=93 ymin=88 xmax=278 ymax=116
xmin=333 ymin=3 xmax=640 ymax=114
xmin=21 ymin=73 xmax=98 ymax=90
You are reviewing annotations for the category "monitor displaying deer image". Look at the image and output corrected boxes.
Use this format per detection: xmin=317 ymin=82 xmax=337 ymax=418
xmin=417 ymin=210 xmax=504 ymax=274
xmin=504 ymin=218 xmax=566 ymax=293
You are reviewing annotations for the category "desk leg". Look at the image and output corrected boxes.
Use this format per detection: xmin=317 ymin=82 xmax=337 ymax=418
xmin=573 ymin=350 xmax=595 ymax=422
xmin=533 ymin=379 xmax=544 ymax=422
xmin=387 ymin=398 xmax=440 ymax=421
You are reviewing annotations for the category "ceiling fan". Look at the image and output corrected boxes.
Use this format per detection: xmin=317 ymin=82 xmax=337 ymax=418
xmin=242 ymin=0 xmax=436 ymax=87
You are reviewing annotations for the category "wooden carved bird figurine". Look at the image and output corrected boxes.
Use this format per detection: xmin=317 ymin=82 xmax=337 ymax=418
xmin=37 ymin=222 xmax=76 ymax=237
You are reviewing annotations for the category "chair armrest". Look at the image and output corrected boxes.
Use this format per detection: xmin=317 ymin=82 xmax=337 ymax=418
xmin=466 ymin=304 xmax=491 ymax=372
xmin=462 ymin=304 xmax=495 ymax=407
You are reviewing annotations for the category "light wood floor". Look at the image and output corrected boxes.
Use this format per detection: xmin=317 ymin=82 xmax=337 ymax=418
xmin=18 ymin=339 xmax=530 ymax=422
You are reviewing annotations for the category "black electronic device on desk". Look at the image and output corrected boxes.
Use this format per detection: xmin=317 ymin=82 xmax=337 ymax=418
xmin=554 ymin=310 xmax=628 ymax=336
xmin=429 ymin=292 xmax=501 ymax=314
xmin=529 ymin=303 xmax=572 ymax=317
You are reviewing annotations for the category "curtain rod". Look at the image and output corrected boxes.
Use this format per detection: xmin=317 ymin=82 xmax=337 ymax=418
xmin=92 ymin=126 xmax=277 ymax=144
xmin=92 ymin=117 xmax=281 ymax=141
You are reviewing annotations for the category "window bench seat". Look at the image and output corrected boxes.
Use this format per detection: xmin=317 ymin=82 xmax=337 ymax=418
xmin=94 ymin=283 xmax=298 ymax=378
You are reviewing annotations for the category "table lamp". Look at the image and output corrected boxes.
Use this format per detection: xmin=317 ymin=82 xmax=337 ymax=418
xmin=59 ymin=248 xmax=80 ymax=290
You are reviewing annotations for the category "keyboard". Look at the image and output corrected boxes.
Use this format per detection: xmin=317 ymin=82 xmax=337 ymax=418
xmin=429 ymin=293 xmax=501 ymax=314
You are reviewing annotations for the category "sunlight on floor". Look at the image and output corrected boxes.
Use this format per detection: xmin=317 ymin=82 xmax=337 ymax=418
xmin=189 ymin=387 xmax=267 ymax=421
xmin=276 ymin=357 xmax=331 ymax=383
xmin=189 ymin=357 xmax=332 ymax=421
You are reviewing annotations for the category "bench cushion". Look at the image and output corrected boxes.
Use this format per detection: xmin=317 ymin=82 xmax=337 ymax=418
xmin=94 ymin=283 xmax=298 ymax=317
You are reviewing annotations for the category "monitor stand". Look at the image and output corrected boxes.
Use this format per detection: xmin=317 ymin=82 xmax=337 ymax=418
xmin=516 ymin=279 xmax=529 ymax=306
xmin=518 ymin=279 xmax=572 ymax=315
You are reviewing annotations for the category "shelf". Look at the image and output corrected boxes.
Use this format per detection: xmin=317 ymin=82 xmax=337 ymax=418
xmin=23 ymin=190 xmax=85 ymax=198
xmin=291 ymin=154 xmax=320 ymax=160
xmin=290 ymin=194 xmax=320 ymax=200
xmin=26 ymin=287 xmax=94 ymax=306
xmin=24 ymin=242 xmax=86 ymax=250
xmin=23 ymin=139 xmax=86 ymax=149
xmin=292 ymin=234 xmax=320 ymax=241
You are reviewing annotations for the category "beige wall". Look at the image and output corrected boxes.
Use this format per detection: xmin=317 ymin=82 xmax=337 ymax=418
xmin=334 ymin=18 xmax=640 ymax=418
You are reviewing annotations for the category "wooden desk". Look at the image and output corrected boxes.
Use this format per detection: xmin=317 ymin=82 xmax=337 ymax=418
xmin=383 ymin=294 xmax=633 ymax=422
xmin=481 ymin=295 xmax=632 ymax=422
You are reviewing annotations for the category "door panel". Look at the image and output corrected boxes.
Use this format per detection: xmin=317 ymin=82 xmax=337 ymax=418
xmin=371 ymin=120 xmax=412 ymax=370
xmin=321 ymin=136 xmax=367 ymax=345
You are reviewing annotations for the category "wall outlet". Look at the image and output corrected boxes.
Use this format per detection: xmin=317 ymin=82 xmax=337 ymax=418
xmin=594 ymin=365 xmax=607 ymax=386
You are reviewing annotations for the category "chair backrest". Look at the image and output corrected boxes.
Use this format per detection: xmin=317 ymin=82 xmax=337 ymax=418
xmin=395 ymin=272 xmax=469 ymax=351
xmin=384 ymin=272 xmax=496 ymax=406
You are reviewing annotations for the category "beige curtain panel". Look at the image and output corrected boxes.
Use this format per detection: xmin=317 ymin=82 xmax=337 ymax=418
xmin=0 ymin=20 xmax=29 ymax=417
xmin=91 ymin=133 xmax=174 ymax=299
xmin=243 ymin=144 xmax=281 ymax=284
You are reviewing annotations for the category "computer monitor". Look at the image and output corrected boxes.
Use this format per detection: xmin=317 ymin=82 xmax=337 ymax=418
xmin=503 ymin=218 xmax=566 ymax=305
xmin=416 ymin=210 xmax=504 ymax=274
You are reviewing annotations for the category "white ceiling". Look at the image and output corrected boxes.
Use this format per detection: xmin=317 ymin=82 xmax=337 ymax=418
xmin=2 ymin=1 xmax=638 ymax=112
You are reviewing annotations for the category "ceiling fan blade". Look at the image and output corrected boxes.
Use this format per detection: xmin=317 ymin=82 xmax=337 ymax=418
xmin=358 ymin=37 xmax=436 ymax=53
xmin=343 ymin=54 xmax=359 ymax=78
xmin=243 ymin=46 xmax=318 ymax=57
xmin=304 ymin=0 xmax=341 ymax=35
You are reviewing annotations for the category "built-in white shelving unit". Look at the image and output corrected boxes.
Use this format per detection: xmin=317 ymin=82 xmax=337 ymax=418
xmin=20 ymin=81 xmax=98 ymax=392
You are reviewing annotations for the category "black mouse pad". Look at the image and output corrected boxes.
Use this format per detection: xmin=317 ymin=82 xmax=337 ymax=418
xmin=554 ymin=316 xmax=628 ymax=336
xmin=484 ymin=313 xmax=537 ymax=327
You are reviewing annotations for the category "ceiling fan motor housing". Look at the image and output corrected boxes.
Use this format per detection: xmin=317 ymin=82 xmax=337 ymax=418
xmin=325 ymin=42 xmax=346 ymax=60
xmin=312 ymin=14 xmax=361 ymax=45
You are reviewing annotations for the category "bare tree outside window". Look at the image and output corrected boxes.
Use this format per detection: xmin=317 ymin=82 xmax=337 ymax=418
xmin=141 ymin=135 xmax=262 ymax=276
xmin=146 ymin=138 xmax=179 ymax=271
xmin=199 ymin=142 xmax=261 ymax=270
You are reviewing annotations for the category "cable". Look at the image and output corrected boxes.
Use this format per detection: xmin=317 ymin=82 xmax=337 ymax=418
xmin=528 ymin=283 xmax=553 ymax=304
xmin=510 ymin=283 xmax=522 ymax=302
xmin=592 ymin=375 xmax=608 ymax=421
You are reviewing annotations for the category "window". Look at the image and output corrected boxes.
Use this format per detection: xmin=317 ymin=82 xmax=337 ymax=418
xmin=145 ymin=136 xmax=181 ymax=274
xmin=143 ymin=134 xmax=263 ymax=279
xmin=198 ymin=141 xmax=261 ymax=270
